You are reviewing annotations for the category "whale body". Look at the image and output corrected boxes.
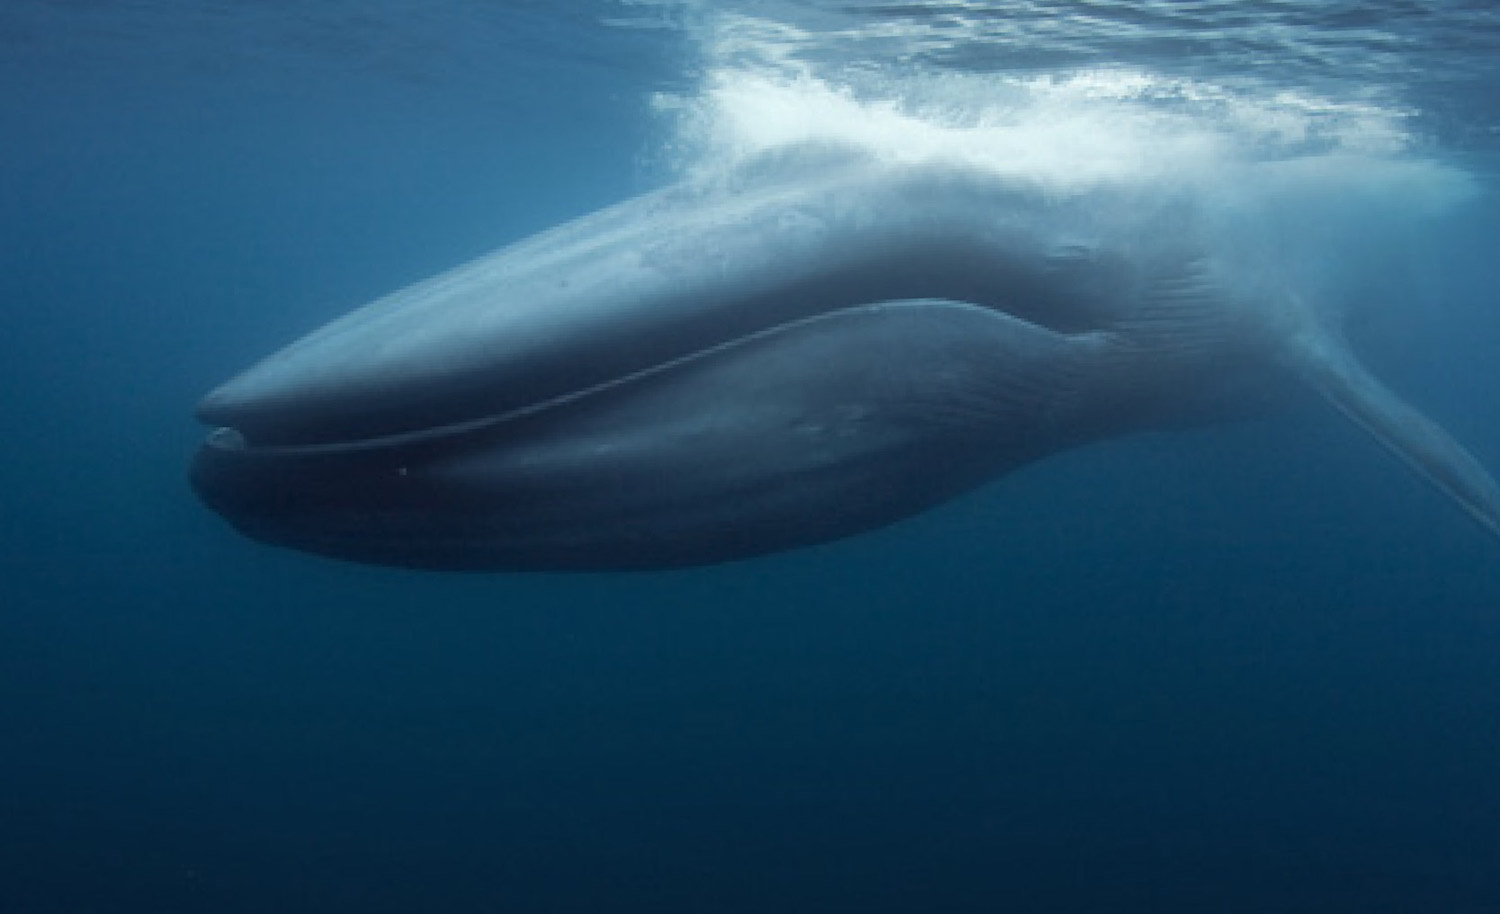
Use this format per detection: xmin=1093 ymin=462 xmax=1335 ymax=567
xmin=190 ymin=147 xmax=1500 ymax=570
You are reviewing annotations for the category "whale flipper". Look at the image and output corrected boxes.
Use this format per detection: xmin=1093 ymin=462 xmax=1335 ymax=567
xmin=1290 ymin=323 xmax=1500 ymax=538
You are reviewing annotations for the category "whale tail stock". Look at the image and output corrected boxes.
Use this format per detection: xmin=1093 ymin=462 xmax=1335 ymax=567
xmin=1283 ymin=304 xmax=1500 ymax=541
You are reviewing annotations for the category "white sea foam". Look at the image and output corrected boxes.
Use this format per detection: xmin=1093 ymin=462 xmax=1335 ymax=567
xmin=652 ymin=12 xmax=1472 ymax=203
xmin=663 ymin=63 xmax=1462 ymax=192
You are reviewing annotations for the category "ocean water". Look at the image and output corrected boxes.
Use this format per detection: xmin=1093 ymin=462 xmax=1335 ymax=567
xmin=3 ymin=1 xmax=1500 ymax=911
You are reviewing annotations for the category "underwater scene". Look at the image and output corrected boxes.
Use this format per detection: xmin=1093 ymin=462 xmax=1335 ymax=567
xmin=3 ymin=2 xmax=1500 ymax=911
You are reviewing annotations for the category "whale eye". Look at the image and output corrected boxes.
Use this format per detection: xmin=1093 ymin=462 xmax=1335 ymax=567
xmin=206 ymin=427 xmax=247 ymax=451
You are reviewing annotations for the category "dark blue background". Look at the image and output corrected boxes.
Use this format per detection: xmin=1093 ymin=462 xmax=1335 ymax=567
xmin=3 ymin=5 xmax=1499 ymax=912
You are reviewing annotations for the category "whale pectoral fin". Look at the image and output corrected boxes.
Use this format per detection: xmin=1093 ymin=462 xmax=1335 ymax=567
xmin=1292 ymin=332 xmax=1500 ymax=539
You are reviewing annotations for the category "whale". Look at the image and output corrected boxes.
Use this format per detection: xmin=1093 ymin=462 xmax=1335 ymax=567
xmin=189 ymin=145 xmax=1500 ymax=570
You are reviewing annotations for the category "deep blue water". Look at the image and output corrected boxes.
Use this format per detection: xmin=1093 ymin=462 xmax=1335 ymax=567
xmin=4 ymin=2 xmax=1500 ymax=912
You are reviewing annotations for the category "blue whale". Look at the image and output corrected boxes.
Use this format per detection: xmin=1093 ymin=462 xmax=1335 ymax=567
xmin=190 ymin=147 xmax=1500 ymax=569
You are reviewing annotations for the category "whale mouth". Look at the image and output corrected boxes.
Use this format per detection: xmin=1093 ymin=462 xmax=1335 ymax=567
xmin=195 ymin=267 xmax=1094 ymax=453
xmin=196 ymin=296 xmax=1072 ymax=461
xmin=194 ymin=312 xmax=830 ymax=455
